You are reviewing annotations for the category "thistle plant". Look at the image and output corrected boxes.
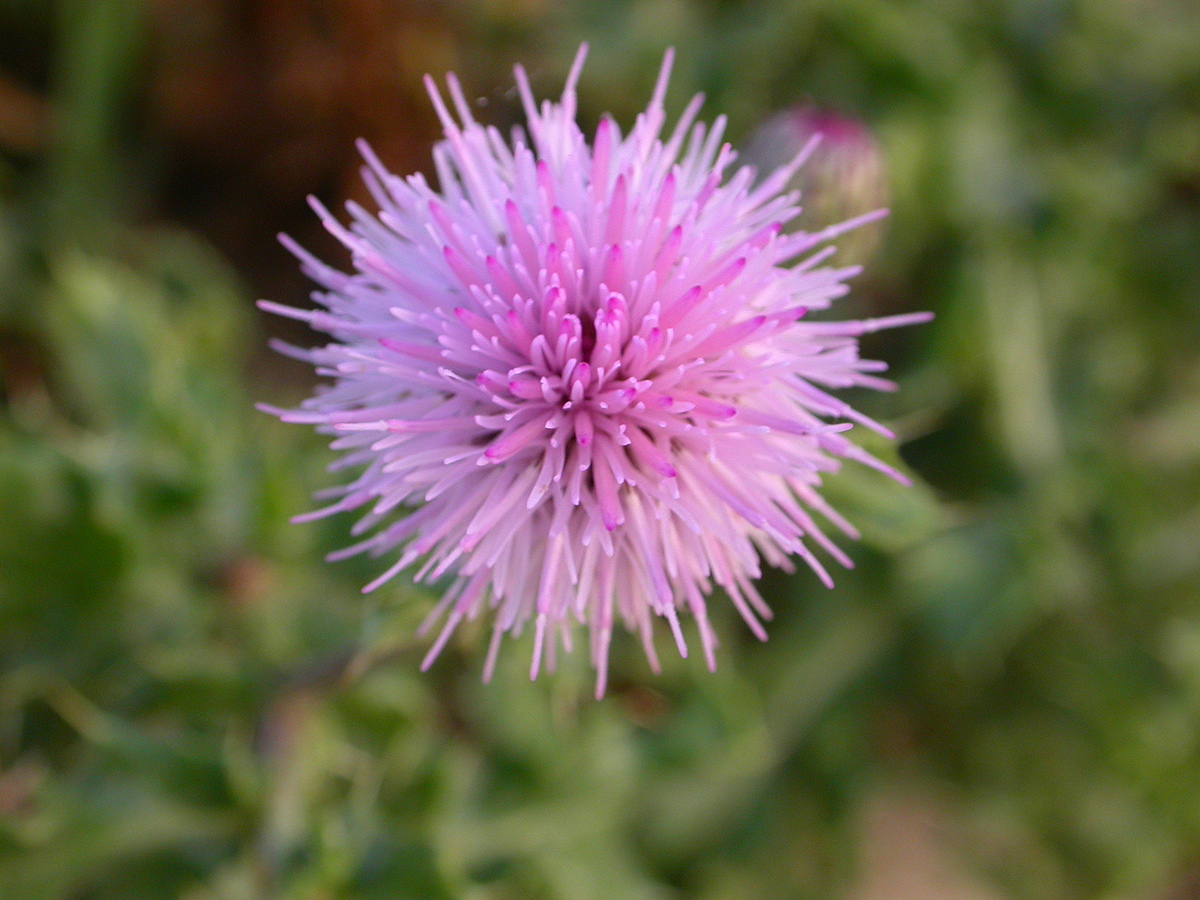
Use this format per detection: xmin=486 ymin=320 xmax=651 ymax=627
xmin=262 ymin=47 xmax=929 ymax=696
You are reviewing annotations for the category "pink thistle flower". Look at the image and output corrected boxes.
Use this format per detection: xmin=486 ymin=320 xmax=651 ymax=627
xmin=260 ymin=46 xmax=931 ymax=697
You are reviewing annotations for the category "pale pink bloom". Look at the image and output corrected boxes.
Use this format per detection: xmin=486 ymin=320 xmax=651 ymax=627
xmin=261 ymin=46 xmax=930 ymax=697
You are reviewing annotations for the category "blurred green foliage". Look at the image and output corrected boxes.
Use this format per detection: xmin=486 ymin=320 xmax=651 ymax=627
xmin=1 ymin=1 xmax=1199 ymax=898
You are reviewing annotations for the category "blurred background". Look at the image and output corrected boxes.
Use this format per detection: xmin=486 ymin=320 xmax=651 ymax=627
xmin=1 ymin=1 xmax=1199 ymax=898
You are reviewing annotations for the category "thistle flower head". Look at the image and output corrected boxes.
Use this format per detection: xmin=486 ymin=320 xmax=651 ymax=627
xmin=261 ymin=46 xmax=930 ymax=697
xmin=743 ymin=106 xmax=889 ymax=264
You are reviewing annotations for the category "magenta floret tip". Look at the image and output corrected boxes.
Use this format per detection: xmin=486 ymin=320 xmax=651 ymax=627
xmin=261 ymin=47 xmax=928 ymax=697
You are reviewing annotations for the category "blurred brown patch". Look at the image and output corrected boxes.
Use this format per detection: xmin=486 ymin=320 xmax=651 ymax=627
xmin=143 ymin=0 xmax=458 ymax=302
xmin=0 ymin=74 xmax=50 ymax=154
xmin=850 ymin=789 xmax=1004 ymax=900
xmin=0 ymin=757 xmax=47 ymax=817
xmin=0 ymin=329 xmax=48 ymax=405
xmin=1165 ymin=865 xmax=1200 ymax=900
